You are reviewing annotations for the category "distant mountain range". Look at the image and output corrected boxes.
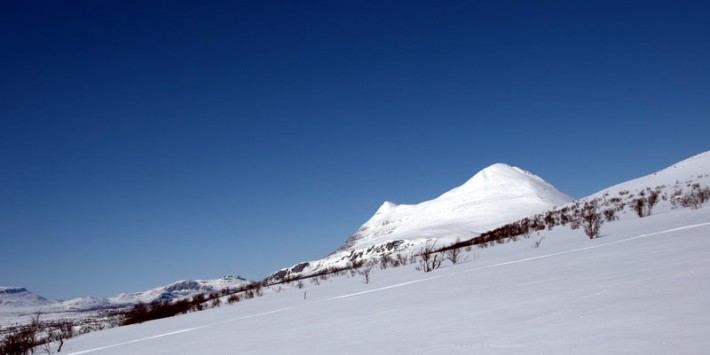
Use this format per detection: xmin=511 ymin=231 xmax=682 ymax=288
xmin=0 ymin=276 xmax=248 ymax=316
xmin=0 ymin=287 xmax=54 ymax=309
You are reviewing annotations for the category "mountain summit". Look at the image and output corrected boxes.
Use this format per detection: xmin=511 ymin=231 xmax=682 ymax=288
xmin=338 ymin=163 xmax=573 ymax=252
xmin=439 ymin=163 xmax=564 ymax=199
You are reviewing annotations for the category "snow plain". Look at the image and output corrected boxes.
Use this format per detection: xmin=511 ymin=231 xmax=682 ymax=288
xmin=60 ymin=205 xmax=710 ymax=354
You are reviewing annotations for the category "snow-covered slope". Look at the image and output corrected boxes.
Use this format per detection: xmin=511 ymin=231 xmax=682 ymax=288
xmin=594 ymin=151 xmax=710 ymax=199
xmin=59 ymin=201 xmax=710 ymax=354
xmin=270 ymin=163 xmax=572 ymax=281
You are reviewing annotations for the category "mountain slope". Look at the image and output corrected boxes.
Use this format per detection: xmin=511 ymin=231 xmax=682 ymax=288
xmin=270 ymin=163 xmax=572 ymax=281
xmin=593 ymin=151 xmax=710 ymax=199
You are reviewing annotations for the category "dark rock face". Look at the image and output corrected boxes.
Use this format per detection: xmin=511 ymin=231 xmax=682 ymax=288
xmin=0 ymin=287 xmax=29 ymax=295
xmin=291 ymin=262 xmax=310 ymax=273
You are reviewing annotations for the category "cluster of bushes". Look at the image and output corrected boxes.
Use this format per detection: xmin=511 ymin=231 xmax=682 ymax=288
xmin=123 ymin=299 xmax=194 ymax=325
xmin=123 ymin=281 xmax=268 ymax=326
xmin=671 ymin=183 xmax=710 ymax=209
xmin=632 ymin=188 xmax=661 ymax=217
xmin=0 ymin=314 xmax=74 ymax=355
xmin=455 ymin=198 xmax=613 ymax=246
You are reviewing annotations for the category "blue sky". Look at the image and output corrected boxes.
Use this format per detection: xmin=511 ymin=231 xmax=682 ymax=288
xmin=1 ymin=0 xmax=708 ymax=300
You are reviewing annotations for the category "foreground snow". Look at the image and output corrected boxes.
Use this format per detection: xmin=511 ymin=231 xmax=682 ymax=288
xmin=61 ymin=206 xmax=710 ymax=354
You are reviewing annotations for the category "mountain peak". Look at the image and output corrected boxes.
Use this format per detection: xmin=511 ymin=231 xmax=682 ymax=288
xmin=375 ymin=201 xmax=398 ymax=214
xmin=336 ymin=163 xmax=573 ymax=253
xmin=437 ymin=163 xmax=563 ymax=201
xmin=464 ymin=163 xmax=536 ymax=187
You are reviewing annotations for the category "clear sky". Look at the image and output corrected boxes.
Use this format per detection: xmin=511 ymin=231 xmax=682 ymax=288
xmin=1 ymin=1 xmax=709 ymax=301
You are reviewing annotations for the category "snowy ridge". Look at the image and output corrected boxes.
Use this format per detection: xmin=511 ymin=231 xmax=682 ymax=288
xmin=593 ymin=151 xmax=710 ymax=199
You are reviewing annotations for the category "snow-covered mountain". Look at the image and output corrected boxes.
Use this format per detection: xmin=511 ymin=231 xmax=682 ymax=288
xmin=63 ymin=276 xmax=248 ymax=311
xmin=0 ymin=287 xmax=54 ymax=309
xmin=269 ymin=163 xmax=573 ymax=281
xmin=106 ymin=276 xmax=249 ymax=307
xmin=0 ymin=276 xmax=249 ymax=325
xmin=341 ymin=163 xmax=572 ymax=250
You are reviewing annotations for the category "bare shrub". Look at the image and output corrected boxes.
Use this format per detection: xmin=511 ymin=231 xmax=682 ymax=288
xmin=633 ymin=197 xmax=646 ymax=217
xmin=0 ymin=314 xmax=42 ymax=355
xmin=379 ymin=254 xmax=393 ymax=270
xmin=580 ymin=201 xmax=603 ymax=239
xmin=646 ymin=189 xmax=659 ymax=214
xmin=227 ymin=294 xmax=241 ymax=304
xmin=358 ymin=262 xmax=375 ymax=284
xmin=417 ymin=241 xmax=443 ymax=272
xmin=444 ymin=239 xmax=466 ymax=265
xmin=674 ymin=184 xmax=710 ymax=209
xmin=634 ymin=189 xmax=661 ymax=217
xmin=531 ymin=236 xmax=545 ymax=248
xmin=49 ymin=320 xmax=74 ymax=353
xmin=395 ymin=253 xmax=408 ymax=266
xmin=445 ymin=247 xmax=462 ymax=265
xmin=190 ymin=294 xmax=206 ymax=311
xmin=347 ymin=259 xmax=364 ymax=270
